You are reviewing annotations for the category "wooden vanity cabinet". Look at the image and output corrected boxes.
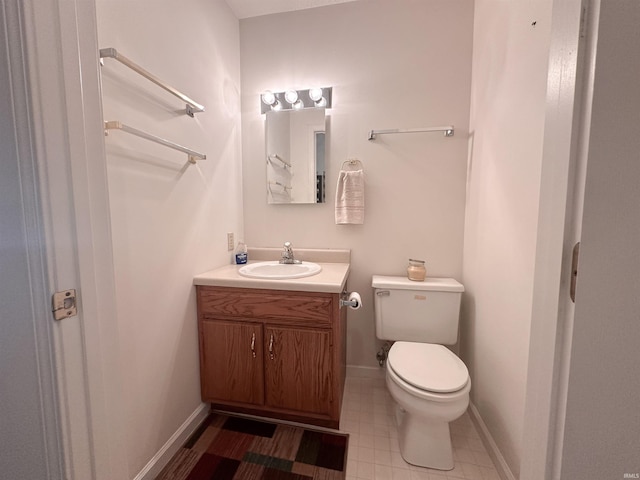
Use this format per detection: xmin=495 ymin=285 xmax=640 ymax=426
xmin=264 ymin=325 xmax=333 ymax=415
xmin=199 ymin=320 xmax=264 ymax=405
xmin=196 ymin=285 xmax=346 ymax=429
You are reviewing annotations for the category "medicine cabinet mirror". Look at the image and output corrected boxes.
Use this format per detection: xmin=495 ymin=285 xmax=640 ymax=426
xmin=266 ymin=108 xmax=326 ymax=204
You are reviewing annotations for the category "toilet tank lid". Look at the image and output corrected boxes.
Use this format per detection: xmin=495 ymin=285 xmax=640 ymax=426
xmin=372 ymin=275 xmax=464 ymax=292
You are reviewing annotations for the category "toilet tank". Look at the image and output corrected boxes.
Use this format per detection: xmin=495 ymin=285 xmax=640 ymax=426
xmin=372 ymin=275 xmax=464 ymax=345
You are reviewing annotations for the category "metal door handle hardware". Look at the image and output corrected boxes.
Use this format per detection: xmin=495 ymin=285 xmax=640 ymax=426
xmin=250 ymin=332 xmax=256 ymax=358
xmin=268 ymin=334 xmax=274 ymax=360
xmin=52 ymin=289 xmax=77 ymax=320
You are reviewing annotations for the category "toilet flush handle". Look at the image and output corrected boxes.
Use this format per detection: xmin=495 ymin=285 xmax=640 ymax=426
xmin=376 ymin=290 xmax=390 ymax=297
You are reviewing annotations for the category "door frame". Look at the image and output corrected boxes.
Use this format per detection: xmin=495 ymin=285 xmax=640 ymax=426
xmin=16 ymin=0 xmax=128 ymax=478
xmin=521 ymin=0 xmax=598 ymax=478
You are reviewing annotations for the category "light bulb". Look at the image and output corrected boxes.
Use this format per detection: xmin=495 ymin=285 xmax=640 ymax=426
xmin=284 ymin=90 xmax=299 ymax=104
xmin=272 ymin=100 xmax=282 ymax=111
xmin=261 ymin=91 xmax=276 ymax=106
xmin=292 ymin=100 xmax=304 ymax=110
xmin=309 ymin=87 xmax=323 ymax=102
xmin=315 ymin=97 xmax=327 ymax=107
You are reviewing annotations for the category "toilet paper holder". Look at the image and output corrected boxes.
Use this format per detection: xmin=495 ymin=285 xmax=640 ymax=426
xmin=340 ymin=291 xmax=360 ymax=309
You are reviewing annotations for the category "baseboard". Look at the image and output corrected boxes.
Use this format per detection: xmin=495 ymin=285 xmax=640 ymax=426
xmin=133 ymin=403 xmax=209 ymax=480
xmin=346 ymin=364 xmax=385 ymax=379
xmin=468 ymin=402 xmax=516 ymax=480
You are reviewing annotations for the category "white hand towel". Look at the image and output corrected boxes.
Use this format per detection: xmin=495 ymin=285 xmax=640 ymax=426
xmin=335 ymin=169 xmax=364 ymax=224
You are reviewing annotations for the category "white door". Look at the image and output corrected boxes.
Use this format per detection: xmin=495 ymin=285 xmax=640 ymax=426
xmin=1 ymin=0 xmax=128 ymax=478
xmin=523 ymin=1 xmax=640 ymax=478
xmin=1 ymin=4 xmax=63 ymax=477
xmin=558 ymin=1 xmax=640 ymax=477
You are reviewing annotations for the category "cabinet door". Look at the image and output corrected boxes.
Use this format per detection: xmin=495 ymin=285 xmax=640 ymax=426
xmin=200 ymin=320 xmax=264 ymax=405
xmin=264 ymin=326 xmax=332 ymax=415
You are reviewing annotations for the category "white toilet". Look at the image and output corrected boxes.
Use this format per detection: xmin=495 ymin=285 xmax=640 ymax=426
xmin=372 ymin=275 xmax=470 ymax=471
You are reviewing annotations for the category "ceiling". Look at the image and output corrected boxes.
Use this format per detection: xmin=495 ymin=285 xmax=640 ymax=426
xmin=225 ymin=0 xmax=358 ymax=19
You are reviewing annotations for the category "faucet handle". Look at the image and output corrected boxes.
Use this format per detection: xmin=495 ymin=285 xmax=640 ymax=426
xmin=284 ymin=241 xmax=291 ymax=249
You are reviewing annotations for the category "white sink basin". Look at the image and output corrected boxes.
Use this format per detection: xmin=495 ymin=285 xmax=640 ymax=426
xmin=238 ymin=261 xmax=322 ymax=280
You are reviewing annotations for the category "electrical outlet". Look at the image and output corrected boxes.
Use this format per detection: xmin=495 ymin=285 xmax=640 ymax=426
xmin=227 ymin=232 xmax=234 ymax=251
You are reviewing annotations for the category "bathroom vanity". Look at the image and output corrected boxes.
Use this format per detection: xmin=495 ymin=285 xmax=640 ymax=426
xmin=193 ymin=248 xmax=350 ymax=429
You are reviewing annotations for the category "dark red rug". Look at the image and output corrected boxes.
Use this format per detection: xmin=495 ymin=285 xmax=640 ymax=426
xmin=156 ymin=412 xmax=349 ymax=480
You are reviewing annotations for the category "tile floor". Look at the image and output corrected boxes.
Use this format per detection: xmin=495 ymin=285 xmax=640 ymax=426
xmin=339 ymin=373 xmax=501 ymax=480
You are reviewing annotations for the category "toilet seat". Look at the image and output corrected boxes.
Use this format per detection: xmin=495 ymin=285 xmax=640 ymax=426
xmin=387 ymin=342 xmax=469 ymax=394
xmin=387 ymin=364 xmax=470 ymax=405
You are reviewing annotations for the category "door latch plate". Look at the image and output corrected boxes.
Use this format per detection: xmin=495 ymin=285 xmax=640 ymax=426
xmin=52 ymin=289 xmax=77 ymax=320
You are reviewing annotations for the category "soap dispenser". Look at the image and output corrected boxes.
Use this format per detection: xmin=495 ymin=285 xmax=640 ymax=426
xmin=235 ymin=241 xmax=248 ymax=264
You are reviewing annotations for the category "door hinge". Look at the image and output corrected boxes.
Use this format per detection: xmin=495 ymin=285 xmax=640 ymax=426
xmin=52 ymin=289 xmax=78 ymax=320
xmin=570 ymin=242 xmax=580 ymax=303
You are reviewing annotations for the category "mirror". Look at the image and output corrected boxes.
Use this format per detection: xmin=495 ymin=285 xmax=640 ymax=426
xmin=266 ymin=108 xmax=326 ymax=204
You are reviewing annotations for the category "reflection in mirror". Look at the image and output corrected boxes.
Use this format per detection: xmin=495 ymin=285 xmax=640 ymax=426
xmin=315 ymin=131 xmax=325 ymax=203
xmin=266 ymin=108 xmax=326 ymax=204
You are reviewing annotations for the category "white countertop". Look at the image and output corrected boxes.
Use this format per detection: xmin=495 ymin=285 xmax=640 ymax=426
xmin=193 ymin=261 xmax=350 ymax=293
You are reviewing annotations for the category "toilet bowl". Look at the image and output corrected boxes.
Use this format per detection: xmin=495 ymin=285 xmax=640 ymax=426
xmin=385 ymin=341 xmax=470 ymax=470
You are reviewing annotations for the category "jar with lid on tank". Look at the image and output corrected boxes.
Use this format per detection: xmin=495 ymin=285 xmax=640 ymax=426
xmin=407 ymin=259 xmax=426 ymax=281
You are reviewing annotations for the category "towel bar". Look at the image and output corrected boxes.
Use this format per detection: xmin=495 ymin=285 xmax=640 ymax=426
xmin=368 ymin=126 xmax=454 ymax=140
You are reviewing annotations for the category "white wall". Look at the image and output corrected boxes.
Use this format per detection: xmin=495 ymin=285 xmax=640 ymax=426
xmin=95 ymin=0 xmax=243 ymax=476
xmin=240 ymin=0 xmax=474 ymax=367
xmin=462 ymin=0 xmax=553 ymax=476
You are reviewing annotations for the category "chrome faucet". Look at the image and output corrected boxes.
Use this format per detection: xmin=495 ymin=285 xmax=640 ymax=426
xmin=280 ymin=241 xmax=301 ymax=264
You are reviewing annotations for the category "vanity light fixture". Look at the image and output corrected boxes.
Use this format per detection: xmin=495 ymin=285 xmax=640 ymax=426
xmin=308 ymin=87 xmax=327 ymax=107
xmin=284 ymin=90 xmax=299 ymax=104
xmin=308 ymin=87 xmax=323 ymax=102
xmin=261 ymin=90 xmax=277 ymax=106
xmin=260 ymin=87 xmax=332 ymax=114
